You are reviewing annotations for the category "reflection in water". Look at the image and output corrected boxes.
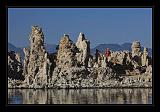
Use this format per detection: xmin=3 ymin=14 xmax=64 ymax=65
xmin=8 ymin=88 xmax=152 ymax=104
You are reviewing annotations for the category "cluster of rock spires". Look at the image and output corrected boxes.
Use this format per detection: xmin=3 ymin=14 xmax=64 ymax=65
xmin=8 ymin=25 xmax=152 ymax=88
xmin=8 ymin=51 xmax=24 ymax=87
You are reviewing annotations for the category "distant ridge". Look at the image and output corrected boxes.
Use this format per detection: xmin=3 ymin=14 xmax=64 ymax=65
xmin=8 ymin=43 xmax=58 ymax=60
xmin=8 ymin=43 xmax=24 ymax=60
xmin=91 ymin=43 xmax=152 ymax=57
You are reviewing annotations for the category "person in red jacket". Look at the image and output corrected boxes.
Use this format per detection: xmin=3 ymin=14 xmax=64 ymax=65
xmin=105 ymin=48 xmax=111 ymax=62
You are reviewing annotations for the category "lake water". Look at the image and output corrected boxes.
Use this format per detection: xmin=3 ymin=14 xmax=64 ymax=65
xmin=8 ymin=88 xmax=152 ymax=104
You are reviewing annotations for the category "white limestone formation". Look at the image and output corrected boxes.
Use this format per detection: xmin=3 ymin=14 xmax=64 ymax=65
xmin=22 ymin=25 xmax=51 ymax=88
xmin=101 ymin=55 xmax=107 ymax=68
xmin=76 ymin=32 xmax=90 ymax=67
xmin=56 ymin=34 xmax=78 ymax=68
xmin=8 ymin=26 xmax=152 ymax=88
xmin=141 ymin=47 xmax=149 ymax=66
xmin=131 ymin=41 xmax=141 ymax=57
xmin=8 ymin=51 xmax=24 ymax=88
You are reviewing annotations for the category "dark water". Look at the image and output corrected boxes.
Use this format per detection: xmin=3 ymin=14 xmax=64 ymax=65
xmin=8 ymin=88 xmax=152 ymax=104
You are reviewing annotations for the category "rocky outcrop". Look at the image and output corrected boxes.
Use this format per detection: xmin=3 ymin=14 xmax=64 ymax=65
xmin=22 ymin=26 xmax=52 ymax=88
xmin=141 ymin=47 xmax=149 ymax=66
xmin=8 ymin=51 xmax=23 ymax=80
xmin=8 ymin=51 xmax=24 ymax=88
xmin=50 ymin=66 xmax=151 ymax=88
xmin=119 ymin=74 xmax=152 ymax=87
xmin=56 ymin=34 xmax=78 ymax=68
xmin=50 ymin=66 xmax=117 ymax=88
xmin=131 ymin=41 xmax=142 ymax=57
xmin=145 ymin=65 xmax=152 ymax=75
xmin=131 ymin=41 xmax=142 ymax=69
xmin=22 ymin=48 xmax=30 ymax=77
xmin=110 ymin=51 xmax=129 ymax=65
xmin=51 ymin=34 xmax=90 ymax=88
xmin=8 ymin=26 xmax=152 ymax=88
xmin=76 ymin=33 xmax=90 ymax=67
xmin=88 ymin=56 xmax=94 ymax=67
xmin=101 ymin=55 xmax=107 ymax=67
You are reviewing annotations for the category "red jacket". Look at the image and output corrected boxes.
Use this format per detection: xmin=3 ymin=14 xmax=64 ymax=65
xmin=105 ymin=48 xmax=111 ymax=58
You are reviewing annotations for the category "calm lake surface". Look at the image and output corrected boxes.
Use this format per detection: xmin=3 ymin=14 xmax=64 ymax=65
xmin=8 ymin=88 xmax=152 ymax=104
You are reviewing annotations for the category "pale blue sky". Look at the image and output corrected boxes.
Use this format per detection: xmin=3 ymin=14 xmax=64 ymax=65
xmin=8 ymin=8 xmax=152 ymax=48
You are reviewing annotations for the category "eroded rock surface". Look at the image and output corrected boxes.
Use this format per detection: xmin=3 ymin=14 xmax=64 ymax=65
xmin=8 ymin=51 xmax=24 ymax=88
xmin=131 ymin=41 xmax=141 ymax=57
xmin=76 ymin=33 xmax=90 ymax=67
xmin=56 ymin=34 xmax=78 ymax=68
xmin=22 ymin=26 xmax=52 ymax=88
xmin=8 ymin=26 xmax=152 ymax=88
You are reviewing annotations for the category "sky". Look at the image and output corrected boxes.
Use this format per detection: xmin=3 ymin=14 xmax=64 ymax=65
xmin=8 ymin=8 xmax=152 ymax=48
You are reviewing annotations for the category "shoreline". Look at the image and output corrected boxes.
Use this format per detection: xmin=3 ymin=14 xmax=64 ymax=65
xmin=8 ymin=87 xmax=152 ymax=89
